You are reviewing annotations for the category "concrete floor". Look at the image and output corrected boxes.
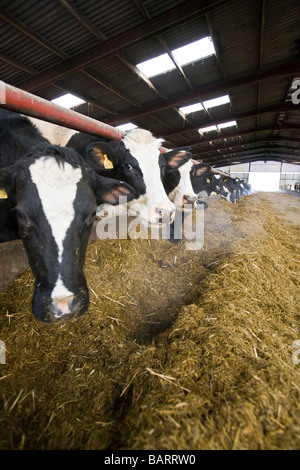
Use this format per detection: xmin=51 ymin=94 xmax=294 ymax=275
xmin=254 ymin=191 xmax=300 ymax=227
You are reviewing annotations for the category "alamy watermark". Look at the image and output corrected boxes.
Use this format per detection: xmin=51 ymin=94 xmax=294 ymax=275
xmin=0 ymin=340 xmax=5 ymax=364
xmin=291 ymin=340 xmax=300 ymax=365
xmin=95 ymin=198 xmax=204 ymax=251
xmin=291 ymin=79 xmax=300 ymax=105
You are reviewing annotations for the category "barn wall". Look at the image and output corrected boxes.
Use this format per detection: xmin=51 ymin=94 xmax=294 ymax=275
xmin=218 ymin=161 xmax=300 ymax=188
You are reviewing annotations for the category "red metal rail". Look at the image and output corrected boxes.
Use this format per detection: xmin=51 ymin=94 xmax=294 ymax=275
xmin=0 ymin=80 xmax=125 ymax=141
xmin=0 ymin=80 xmax=172 ymax=153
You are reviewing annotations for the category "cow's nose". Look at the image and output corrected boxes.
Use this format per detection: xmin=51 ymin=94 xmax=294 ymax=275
xmin=51 ymin=295 xmax=77 ymax=320
xmin=183 ymin=195 xmax=197 ymax=205
xmin=155 ymin=204 xmax=175 ymax=223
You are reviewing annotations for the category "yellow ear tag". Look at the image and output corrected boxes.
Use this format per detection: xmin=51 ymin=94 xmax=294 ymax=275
xmin=103 ymin=154 xmax=114 ymax=169
xmin=206 ymin=177 xmax=211 ymax=183
xmin=0 ymin=188 xmax=8 ymax=199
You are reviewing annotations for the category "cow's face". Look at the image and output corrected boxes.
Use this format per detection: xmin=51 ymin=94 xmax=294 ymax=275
xmin=0 ymin=146 xmax=135 ymax=322
xmin=190 ymin=163 xmax=213 ymax=196
xmin=209 ymin=174 xmax=228 ymax=198
xmin=69 ymin=130 xmax=195 ymax=226
xmin=165 ymin=161 xmax=198 ymax=209
xmin=221 ymin=177 xmax=237 ymax=203
xmin=86 ymin=140 xmax=146 ymax=199
xmin=121 ymin=130 xmax=183 ymax=226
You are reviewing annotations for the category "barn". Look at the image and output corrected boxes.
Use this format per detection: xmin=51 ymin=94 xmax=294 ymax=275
xmin=0 ymin=0 xmax=300 ymax=452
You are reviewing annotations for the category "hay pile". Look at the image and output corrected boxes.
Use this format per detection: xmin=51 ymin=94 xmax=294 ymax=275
xmin=0 ymin=193 xmax=299 ymax=450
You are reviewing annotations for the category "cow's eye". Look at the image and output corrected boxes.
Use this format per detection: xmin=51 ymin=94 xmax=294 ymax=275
xmin=16 ymin=210 xmax=27 ymax=221
xmin=86 ymin=210 xmax=97 ymax=226
xmin=15 ymin=209 xmax=30 ymax=227
xmin=125 ymin=163 xmax=133 ymax=171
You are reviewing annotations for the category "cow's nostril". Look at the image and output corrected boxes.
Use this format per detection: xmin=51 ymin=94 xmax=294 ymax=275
xmin=51 ymin=295 xmax=76 ymax=319
xmin=155 ymin=206 xmax=176 ymax=224
xmin=183 ymin=195 xmax=197 ymax=205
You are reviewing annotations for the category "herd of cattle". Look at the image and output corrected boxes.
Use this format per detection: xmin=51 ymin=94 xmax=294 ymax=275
xmin=0 ymin=109 xmax=251 ymax=322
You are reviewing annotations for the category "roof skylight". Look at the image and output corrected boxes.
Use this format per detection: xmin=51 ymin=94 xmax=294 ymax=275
xmin=203 ymin=94 xmax=230 ymax=109
xmin=180 ymin=94 xmax=231 ymax=115
xmin=217 ymin=120 xmax=237 ymax=129
xmin=136 ymin=37 xmax=216 ymax=78
xmin=198 ymin=121 xmax=237 ymax=134
xmin=198 ymin=125 xmax=218 ymax=133
xmin=172 ymin=37 xmax=216 ymax=66
xmin=115 ymin=123 xmax=137 ymax=132
xmin=179 ymin=102 xmax=204 ymax=114
xmin=51 ymin=93 xmax=86 ymax=108
xmin=137 ymin=54 xmax=175 ymax=78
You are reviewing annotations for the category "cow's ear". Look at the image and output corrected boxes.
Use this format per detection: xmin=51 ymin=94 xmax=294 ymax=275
xmin=193 ymin=163 xmax=212 ymax=177
xmin=163 ymin=147 xmax=192 ymax=170
xmin=92 ymin=173 xmax=136 ymax=205
xmin=0 ymin=165 xmax=18 ymax=199
xmin=86 ymin=142 xmax=117 ymax=169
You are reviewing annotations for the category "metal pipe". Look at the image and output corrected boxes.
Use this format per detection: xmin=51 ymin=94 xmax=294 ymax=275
xmin=0 ymin=81 xmax=172 ymax=154
xmin=0 ymin=80 xmax=125 ymax=141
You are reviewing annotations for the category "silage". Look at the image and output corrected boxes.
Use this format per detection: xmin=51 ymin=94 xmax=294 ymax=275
xmin=0 ymin=194 xmax=299 ymax=450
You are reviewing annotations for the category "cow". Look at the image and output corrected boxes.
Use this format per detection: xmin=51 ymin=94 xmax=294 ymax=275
xmin=0 ymin=110 xmax=136 ymax=322
xmin=162 ymin=158 xmax=200 ymax=210
xmin=235 ymin=178 xmax=251 ymax=196
xmin=0 ymin=109 xmax=51 ymax=242
xmin=189 ymin=164 xmax=229 ymax=202
xmin=66 ymin=130 xmax=192 ymax=226
xmin=162 ymin=161 xmax=212 ymax=243
xmin=221 ymin=176 xmax=239 ymax=202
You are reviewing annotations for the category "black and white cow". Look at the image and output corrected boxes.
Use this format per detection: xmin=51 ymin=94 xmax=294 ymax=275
xmin=162 ymin=156 xmax=201 ymax=209
xmin=189 ymin=164 xmax=229 ymax=202
xmin=220 ymin=176 xmax=239 ymax=202
xmin=66 ymin=130 xmax=191 ymax=226
xmin=233 ymin=178 xmax=251 ymax=196
xmin=0 ymin=109 xmax=51 ymax=241
xmin=162 ymin=160 xmax=212 ymax=243
xmin=0 ymin=111 xmax=136 ymax=322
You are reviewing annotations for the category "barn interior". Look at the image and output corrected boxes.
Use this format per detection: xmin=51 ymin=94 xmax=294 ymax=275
xmin=0 ymin=0 xmax=300 ymax=451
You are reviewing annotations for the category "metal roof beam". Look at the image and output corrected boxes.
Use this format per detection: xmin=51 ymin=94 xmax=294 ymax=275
xmin=198 ymin=155 xmax=300 ymax=167
xmin=17 ymin=0 xmax=230 ymax=93
xmin=160 ymin=102 xmax=299 ymax=139
xmin=194 ymin=146 xmax=300 ymax=160
xmin=105 ymin=59 xmax=300 ymax=124
xmin=193 ymin=139 xmax=300 ymax=156
xmin=210 ymin=157 xmax=299 ymax=167
xmin=176 ymin=127 xmax=300 ymax=149
xmin=56 ymin=0 xmax=107 ymax=41
xmin=0 ymin=7 xmax=70 ymax=60
xmin=194 ymin=150 xmax=300 ymax=165
xmin=203 ymin=152 xmax=300 ymax=166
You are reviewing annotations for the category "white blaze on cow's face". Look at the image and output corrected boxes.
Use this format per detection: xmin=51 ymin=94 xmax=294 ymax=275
xmin=210 ymin=174 xmax=221 ymax=196
xmin=168 ymin=161 xmax=198 ymax=209
xmin=122 ymin=129 xmax=175 ymax=225
xmin=29 ymin=157 xmax=82 ymax=316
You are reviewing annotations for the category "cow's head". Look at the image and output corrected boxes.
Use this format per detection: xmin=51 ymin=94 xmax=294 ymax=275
xmin=68 ymin=130 xmax=196 ymax=226
xmin=162 ymin=150 xmax=202 ymax=210
xmin=87 ymin=130 xmax=192 ymax=226
xmin=221 ymin=177 xmax=238 ymax=202
xmin=0 ymin=145 xmax=135 ymax=322
xmin=189 ymin=163 xmax=215 ymax=195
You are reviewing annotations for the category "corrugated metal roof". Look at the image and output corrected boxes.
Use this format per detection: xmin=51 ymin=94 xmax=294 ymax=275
xmin=0 ymin=0 xmax=299 ymax=166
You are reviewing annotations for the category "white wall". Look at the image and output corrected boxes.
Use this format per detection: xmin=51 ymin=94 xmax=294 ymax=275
xmin=248 ymin=172 xmax=281 ymax=191
xmin=218 ymin=161 xmax=300 ymax=174
xmin=217 ymin=161 xmax=300 ymax=188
